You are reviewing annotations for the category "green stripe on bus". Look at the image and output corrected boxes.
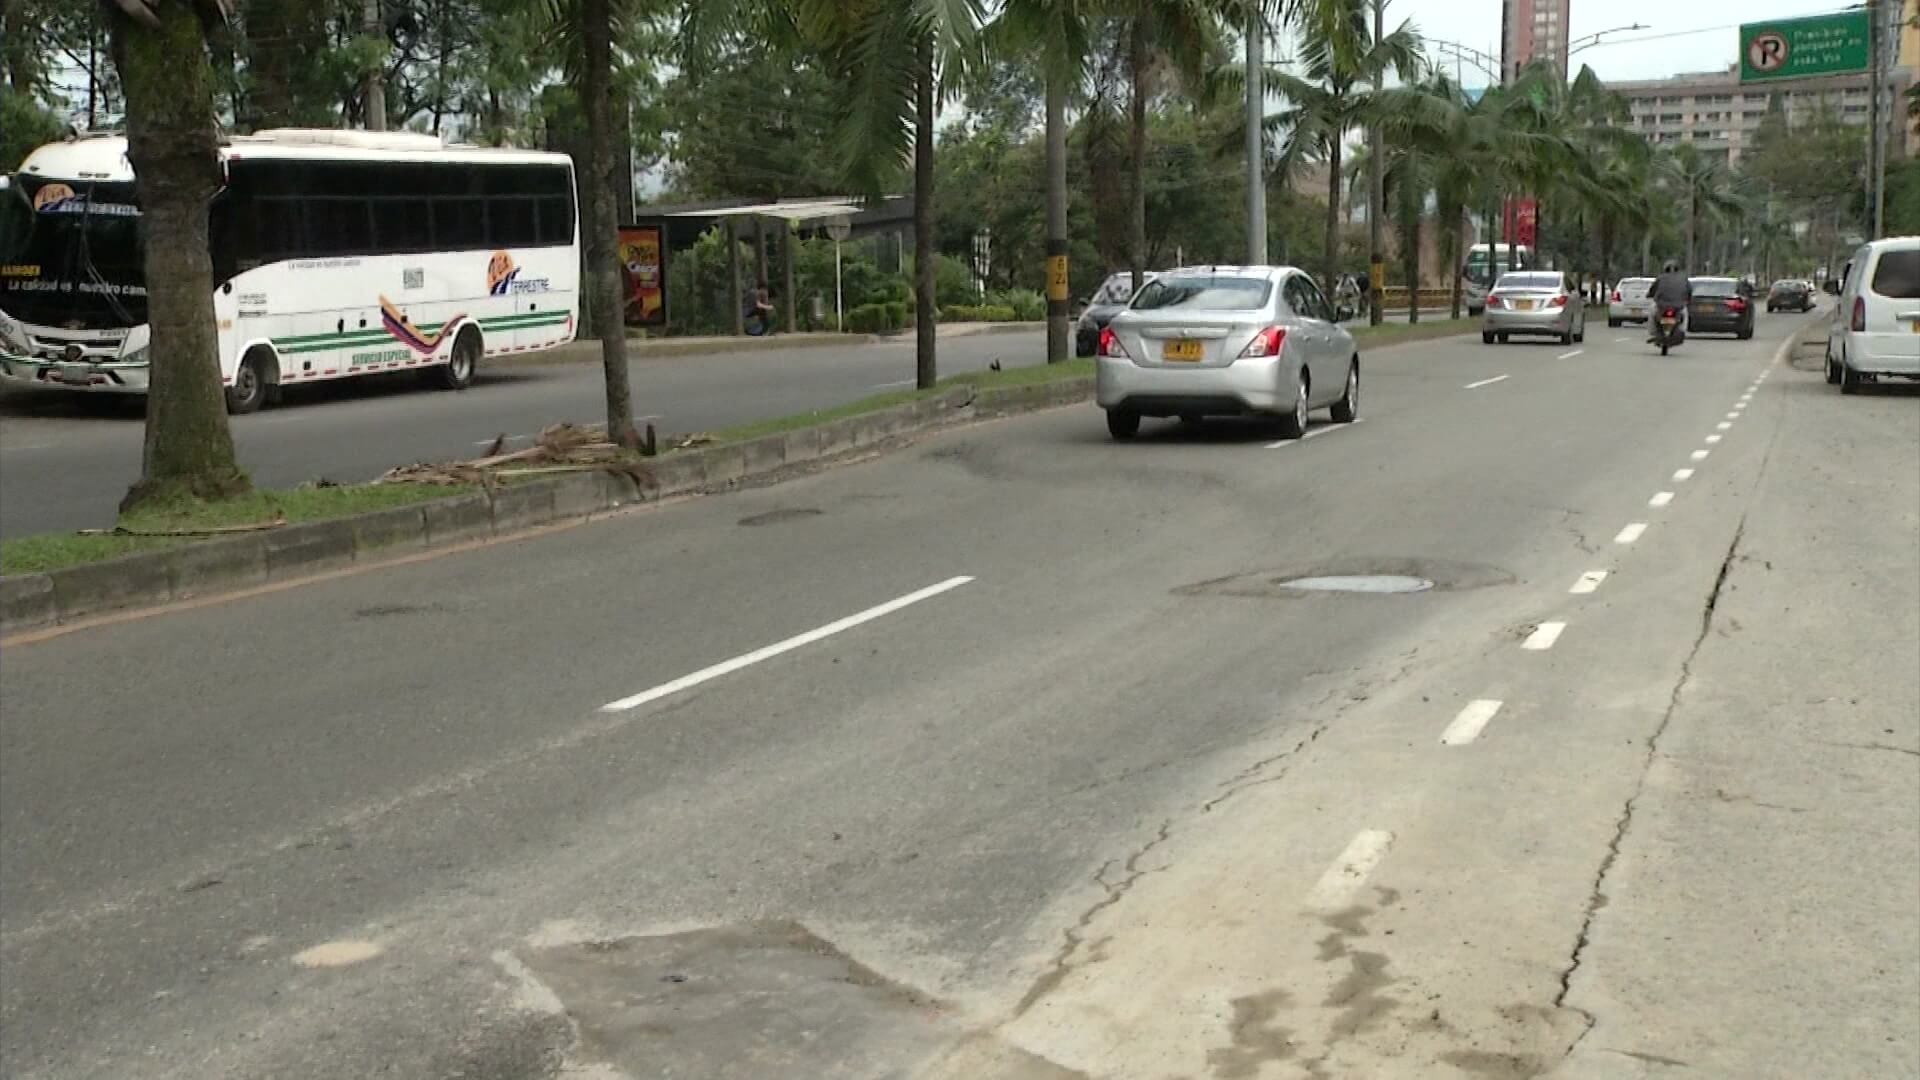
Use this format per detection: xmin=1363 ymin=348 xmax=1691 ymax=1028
xmin=269 ymin=312 xmax=570 ymax=352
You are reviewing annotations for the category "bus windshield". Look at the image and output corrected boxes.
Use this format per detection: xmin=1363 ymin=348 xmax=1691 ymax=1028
xmin=0 ymin=176 xmax=148 ymax=329
xmin=1463 ymin=246 xmax=1531 ymax=287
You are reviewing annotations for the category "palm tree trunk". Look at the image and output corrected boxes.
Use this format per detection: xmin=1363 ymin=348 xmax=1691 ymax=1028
xmin=582 ymin=0 xmax=638 ymax=447
xmin=1686 ymin=191 xmax=1698 ymax=269
xmin=1045 ymin=73 xmax=1069 ymax=364
xmin=1403 ymin=197 xmax=1420 ymax=324
xmin=1324 ymin=137 xmax=1343 ymax=294
xmin=108 ymin=1 xmax=249 ymax=511
xmin=1128 ymin=16 xmax=1148 ymax=294
xmin=1444 ymin=203 xmax=1462 ymax=320
xmin=914 ymin=32 xmax=937 ymax=390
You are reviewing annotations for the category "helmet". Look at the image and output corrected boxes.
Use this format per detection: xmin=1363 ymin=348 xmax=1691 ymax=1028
xmin=1663 ymin=260 xmax=1682 ymax=273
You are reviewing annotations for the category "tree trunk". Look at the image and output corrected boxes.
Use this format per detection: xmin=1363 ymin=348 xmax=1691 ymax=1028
xmin=782 ymin=221 xmax=797 ymax=333
xmin=1045 ymin=73 xmax=1070 ymax=364
xmin=1402 ymin=191 xmax=1420 ymax=324
xmin=1323 ymin=135 xmax=1343 ymax=294
xmin=914 ymin=33 xmax=937 ymax=390
xmin=728 ymin=218 xmax=743 ymax=336
xmin=107 ymin=2 xmax=249 ymax=511
xmin=3 ymin=0 xmax=42 ymax=96
xmin=1128 ymin=15 xmax=1148 ymax=294
xmin=581 ymin=0 xmax=638 ymax=447
xmin=1685 ymin=191 xmax=1698 ymax=269
xmin=754 ymin=216 xmax=768 ymax=289
xmin=1446 ymin=210 xmax=1463 ymax=321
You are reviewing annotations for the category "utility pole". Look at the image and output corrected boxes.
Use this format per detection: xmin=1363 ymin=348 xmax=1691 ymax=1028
xmin=1246 ymin=8 xmax=1268 ymax=265
xmin=363 ymin=0 xmax=386 ymax=131
xmin=1869 ymin=0 xmax=1893 ymax=237
xmin=1367 ymin=0 xmax=1385 ymax=325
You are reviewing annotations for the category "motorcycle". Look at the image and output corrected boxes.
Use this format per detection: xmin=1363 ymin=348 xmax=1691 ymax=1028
xmin=1654 ymin=306 xmax=1685 ymax=356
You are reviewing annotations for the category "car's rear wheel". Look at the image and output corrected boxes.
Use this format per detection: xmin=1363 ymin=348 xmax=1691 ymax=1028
xmin=434 ymin=327 xmax=480 ymax=390
xmin=1331 ymin=360 xmax=1359 ymax=423
xmin=1840 ymin=360 xmax=1863 ymax=395
xmin=1826 ymin=353 xmax=1842 ymax=384
xmin=1106 ymin=407 xmax=1141 ymax=439
xmin=1482 ymin=330 xmax=1496 ymax=345
xmin=1496 ymin=332 xmax=1510 ymax=344
xmin=1608 ymin=317 xmax=1621 ymax=328
xmin=224 ymin=350 xmax=273 ymax=415
xmin=1273 ymin=372 xmax=1308 ymax=440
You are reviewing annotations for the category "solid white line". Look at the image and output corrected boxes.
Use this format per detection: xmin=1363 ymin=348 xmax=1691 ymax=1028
xmin=1441 ymin=700 xmax=1504 ymax=746
xmin=599 ymin=576 xmax=975 ymax=712
xmin=1570 ymin=570 xmax=1609 ymax=595
xmin=1691 ymin=449 xmax=1711 ymax=461
xmin=1557 ymin=349 xmax=1584 ymax=360
xmin=1523 ymin=622 xmax=1568 ymax=650
xmin=1649 ymin=491 xmax=1675 ymax=508
xmin=1265 ymin=418 xmax=1363 ymax=449
xmin=1464 ymin=374 xmax=1510 ymax=389
xmin=1705 ymin=434 xmax=1723 ymax=444
xmin=1304 ymin=830 xmax=1395 ymax=909
xmin=1616 ymin=522 xmax=1649 ymax=544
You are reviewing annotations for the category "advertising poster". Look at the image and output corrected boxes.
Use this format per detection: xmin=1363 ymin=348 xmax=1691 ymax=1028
xmin=617 ymin=225 xmax=665 ymax=326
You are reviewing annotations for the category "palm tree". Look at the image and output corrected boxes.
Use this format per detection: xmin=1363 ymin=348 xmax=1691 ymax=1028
xmin=103 ymin=0 xmax=250 ymax=511
xmin=1269 ymin=0 xmax=1423 ymax=294
xmin=993 ymin=0 xmax=1093 ymax=364
xmin=1661 ymin=142 xmax=1743 ymax=269
xmin=1117 ymin=0 xmax=1227 ymax=292
xmin=689 ymin=0 xmax=985 ymax=390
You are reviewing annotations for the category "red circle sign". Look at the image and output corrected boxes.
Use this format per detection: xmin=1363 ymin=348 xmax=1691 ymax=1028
xmin=1748 ymin=31 xmax=1789 ymax=72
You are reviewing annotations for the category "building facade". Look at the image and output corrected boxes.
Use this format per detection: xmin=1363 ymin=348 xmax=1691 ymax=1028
xmin=1608 ymin=65 xmax=1914 ymax=170
xmin=1502 ymin=0 xmax=1571 ymax=81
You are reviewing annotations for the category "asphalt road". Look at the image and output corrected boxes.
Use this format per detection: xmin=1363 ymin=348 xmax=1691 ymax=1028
xmin=0 ymin=329 xmax=1046 ymax=537
xmin=2 ymin=309 xmax=1914 ymax=1079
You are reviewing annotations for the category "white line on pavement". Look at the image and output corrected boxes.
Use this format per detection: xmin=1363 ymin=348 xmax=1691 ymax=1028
xmin=1727 ymin=411 xmax=1742 ymax=418
xmin=1265 ymin=418 xmax=1363 ymax=449
xmin=1571 ymin=570 xmax=1610 ymax=595
xmin=1673 ymin=468 xmax=1695 ymax=481
xmin=1718 ymin=422 xmax=1733 ymax=430
xmin=1464 ymin=374 xmax=1510 ymax=389
xmin=1523 ymin=622 xmax=1567 ymax=650
xmin=872 ymin=379 xmax=918 ymax=389
xmin=1442 ymin=700 xmax=1504 ymax=746
xmin=1616 ymin=523 xmax=1649 ymax=544
xmin=1304 ymin=830 xmax=1395 ymax=909
xmin=599 ymin=576 xmax=975 ymax=712
xmin=1706 ymin=434 xmax=1723 ymax=444
xmin=1691 ymin=449 xmax=1711 ymax=461
xmin=1614 ymin=336 xmax=1632 ymax=343
xmin=1649 ymin=492 xmax=1675 ymax=508
xmin=1557 ymin=349 xmax=1584 ymax=360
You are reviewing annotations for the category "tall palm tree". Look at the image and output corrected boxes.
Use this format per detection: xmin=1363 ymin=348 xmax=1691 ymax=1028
xmin=1117 ymin=0 xmax=1226 ymax=292
xmin=104 ymin=0 xmax=250 ymax=510
xmin=993 ymin=0 xmax=1093 ymax=364
xmin=1661 ymin=142 xmax=1743 ymax=269
xmin=1269 ymin=0 xmax=1423 ymax=294
xmin=689 ymin=0 xmax=985 ymax=390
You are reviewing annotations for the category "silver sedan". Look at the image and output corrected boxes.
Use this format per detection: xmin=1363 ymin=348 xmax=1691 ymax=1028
xmin=1481 ymin=271 xmax=1587 ymax=345
xmin=1095 ymin=266 xmax=1360 ymax=440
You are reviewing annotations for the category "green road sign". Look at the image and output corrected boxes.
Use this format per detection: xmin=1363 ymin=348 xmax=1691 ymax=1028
xmin=1740 ymin=11 xmax=1871 ymax=83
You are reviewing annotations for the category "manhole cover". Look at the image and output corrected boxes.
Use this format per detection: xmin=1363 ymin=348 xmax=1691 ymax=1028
xmin=1279 ymin=575 xmax=1434 ymax=594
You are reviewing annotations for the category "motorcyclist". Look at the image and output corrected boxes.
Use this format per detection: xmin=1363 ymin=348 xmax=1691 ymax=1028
xmin=1648 ymin=260 xmax=1692 ymax=342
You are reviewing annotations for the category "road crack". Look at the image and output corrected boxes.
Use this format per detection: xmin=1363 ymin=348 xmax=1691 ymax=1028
xmin=1011 ymin=819 xmax=1174 ymax=1018
xmin=1554 ymin=514 xmax=1748 ymax=1059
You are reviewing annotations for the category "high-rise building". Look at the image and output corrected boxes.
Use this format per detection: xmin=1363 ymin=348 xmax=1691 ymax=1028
xmin=1502 ymin=0 xmax=1571 ymax=81
xmin=1605 ymin=64 xmax=1914 ymax=169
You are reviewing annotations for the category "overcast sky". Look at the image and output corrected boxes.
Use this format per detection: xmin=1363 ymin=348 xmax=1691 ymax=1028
xmin=1328 ymin=0 xmax=1872 ymax=86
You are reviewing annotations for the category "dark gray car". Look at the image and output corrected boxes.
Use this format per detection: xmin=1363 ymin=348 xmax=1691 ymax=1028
xmin=1076 ymin=271 xmax=1158 ymax=356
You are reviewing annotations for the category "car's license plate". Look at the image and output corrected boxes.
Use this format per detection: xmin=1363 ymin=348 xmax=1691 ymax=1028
xmin=1910 ymin=320 xmax=1919 ymax=334
xmin=55 ymin=363 xmax=94 ymax=384
xmin=1515 ymin=300 xmax=1534 ymax=311
xmin=1163 ymin=339 xmax=1203 ymax=361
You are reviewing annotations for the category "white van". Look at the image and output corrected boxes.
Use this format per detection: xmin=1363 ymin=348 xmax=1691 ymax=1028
xmin=1827 ymin=236 xmax=1920 ymax=393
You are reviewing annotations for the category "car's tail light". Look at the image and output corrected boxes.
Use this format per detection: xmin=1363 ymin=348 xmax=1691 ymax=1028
xmin=1610 ymin=289 xmax=1621 ymax=302
xmin=1550 ymin=295 xmax=1569 ymax=308
xmin=1726 ymin=298 xmax=1747 ymax=313
xmin=1852 ymin=296 xmax=1867 ymax=331
xmin=1486 ymin=295 xmax=1504 ymax=309
xmin=1097 ymin=326 xmax=1130 ymax=359
xmin=1238 ymin=326 xmax=1286 ymax=358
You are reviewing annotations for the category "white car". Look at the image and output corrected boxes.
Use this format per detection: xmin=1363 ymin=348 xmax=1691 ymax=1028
xmin=1608 ymin=277 xmax=1654 ymax=327
xmin=1827 ymin=237 xmax=1920 ymax=394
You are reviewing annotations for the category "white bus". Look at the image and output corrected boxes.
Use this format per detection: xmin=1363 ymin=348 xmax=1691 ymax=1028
xmin=0 ymin=128 xmax=578 ymax=413
xmin=1461 ymin=243 xmax=1533 ymax=315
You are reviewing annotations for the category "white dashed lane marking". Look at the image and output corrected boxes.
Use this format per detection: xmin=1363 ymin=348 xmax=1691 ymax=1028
xmin=1523 ymin=622 xmax=1567 ymax=650
xmin=1464 ymin=374 xmax=1510 ymax=390
xmin=1570 ymin=570 xmax=1609 ymax=594
xmin=1442 ymin=700 xmax=1504 ymax=746
xmin=1692 ymin=449 xmax=1711 ymax=461
xmin=1673 ymin=468 xmax=1695 ymax=481
xmin=1649 ymin=492 xmax=1674 ymax=508
xmin=1266 ymin=419 xmax=1364 ymax=449
xmin=1305 ymin=830 xmax=1395 ymax=909
xmin=1616 ymin=523 xmax=1649 ymax=544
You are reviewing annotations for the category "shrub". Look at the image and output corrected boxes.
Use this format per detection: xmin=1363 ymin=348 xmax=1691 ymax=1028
xmin=940 ymin=304 xmax=1018 ymax=323
xmin=990 ymin=288 xmax=1046 ymax=321
xmin=883 ymin=300 xmax=909 ymax=329
xmin=845 ymin=303 xmax=899 ymax=335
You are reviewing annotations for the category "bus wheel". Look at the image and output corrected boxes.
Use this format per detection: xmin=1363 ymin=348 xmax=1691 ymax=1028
xmin=225 ymin=350 xmax=273 ymax=415
xmin=436 ymin=327 xmax=480 ymax=391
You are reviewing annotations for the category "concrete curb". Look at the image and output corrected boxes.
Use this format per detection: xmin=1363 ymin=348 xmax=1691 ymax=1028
xmin=492 ymin=333 xmax=877 ymax=368
xmin=0 ymin=378 xmax=1095 ymax=635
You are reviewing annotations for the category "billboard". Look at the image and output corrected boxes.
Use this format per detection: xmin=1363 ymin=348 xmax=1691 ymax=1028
xmin=617 ymin=225 xmax=666 ymax=327
xmin=1739 ymin=11 xmax=1871 ymax=83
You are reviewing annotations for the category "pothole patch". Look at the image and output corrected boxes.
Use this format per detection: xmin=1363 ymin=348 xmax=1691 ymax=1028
xmin=738 ymin=507 xmax=824 ymax=527
xmin=1179 ymin=558 xmax=1513 ymax=599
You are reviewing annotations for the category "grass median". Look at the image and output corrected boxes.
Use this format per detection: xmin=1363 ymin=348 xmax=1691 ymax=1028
xmin=705 ymin=357 xmax=1094 ymax=444
xmin=1349 ymin=317 xmax=1478 ymax=347
xmin=0 ymin=483 xmax=474 ymax=576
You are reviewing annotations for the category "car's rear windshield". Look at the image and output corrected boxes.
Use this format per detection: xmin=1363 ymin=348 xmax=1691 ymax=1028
xmin=1495 ymin=273 xmax=1560 ymax=291
xmin=1770 ymin=280 xmax=1802 ymax=289
xmin=1132 ymin=276 xmax=1272 ymax=311
xmin=1871 ymin=250 xmax=1920 ymax=299
xmin=1692 ymin=279 xmax=1739 ymax=297
xmin=1091 ymin=275 xmax=1138 ymax=305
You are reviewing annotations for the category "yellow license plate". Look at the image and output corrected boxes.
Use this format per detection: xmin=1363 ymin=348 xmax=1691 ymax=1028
xmin=1910 ymin=321 xmax=1919 ymax=334
xmin=1515 ymin=299 xmax=1535 ymax=311
xmin=1163 ymin=339 xmax=1204 ymax=361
